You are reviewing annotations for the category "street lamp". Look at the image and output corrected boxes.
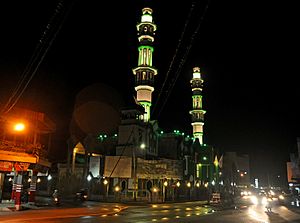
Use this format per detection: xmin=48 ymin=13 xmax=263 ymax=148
xmin=103 ymin=178 xmax=109 ymax=200
xmin=87 ymin=174 xmax=92 ymax=182
xmin=152 ymin=186 xmax=159 ymax=193
xmin=47 ymin=174 xmax=52 ymax=181
xmin=103 ymin=179 xmax=108 ymax=185
xmin=114 ymin=185 xmax=121 ymax=202
xmin=13 ymin=123 xmax=25 ymax=132
xmin=114 ymin=186 xmax=120 ymax=192
xmin=11 ymin=122 xmax=26 ymax=145
xmin=187 ymin=182 xmax=191 ymax=200
xmin=174 ymin=181 xmax=180 ymax=202
xmin=163 ymin=181 xmax=168 ymax=202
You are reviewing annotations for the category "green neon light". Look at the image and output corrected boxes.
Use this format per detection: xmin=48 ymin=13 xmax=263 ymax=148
xmin=138 ymin=46 xmax=154 ymax=51
xmin=138 ymin=101 xmax=152 ymax=106
xmin=190 ymin=110 xmax=206 ymax=113
xmin=192 ymin=95 xmax=202 ymax=99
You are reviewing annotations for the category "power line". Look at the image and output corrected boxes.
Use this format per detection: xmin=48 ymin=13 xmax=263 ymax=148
xmin=155 ymin=0 xmax=211 ymax=119
xmin=151 ymin=1 xmax=196 ymax=117
xmin=1 ymin=0 xmax=75 ymax=115
xmin=108 ymin=127 xmax=135 ymax=178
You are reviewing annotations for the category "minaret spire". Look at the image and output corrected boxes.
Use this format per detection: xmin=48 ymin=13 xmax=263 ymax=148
xmin=132 ymin=7 xmax=158 ymax=122
xmin=189 ymin=67 xmax=206 ymax=144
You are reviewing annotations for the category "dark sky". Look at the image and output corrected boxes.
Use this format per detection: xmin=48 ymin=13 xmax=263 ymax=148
xmin=0 ymin=0 xmax=299 ymax=185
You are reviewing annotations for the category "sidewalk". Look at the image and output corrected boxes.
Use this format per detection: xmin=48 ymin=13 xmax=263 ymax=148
xmin=0 ymin=197 xmax=52 ymax=212
xmin=0 ymin=200 xmax=15 ymax=212
xmin=0 ymin=196 xmax=127 ymax=212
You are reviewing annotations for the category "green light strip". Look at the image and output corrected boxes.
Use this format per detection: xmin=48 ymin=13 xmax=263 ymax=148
xmin=138 ymin=46 xmax=154 ymax=51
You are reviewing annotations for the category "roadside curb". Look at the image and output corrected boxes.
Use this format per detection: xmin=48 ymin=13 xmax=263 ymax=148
xmin=0 ymin=207 xmax=12 ymax=212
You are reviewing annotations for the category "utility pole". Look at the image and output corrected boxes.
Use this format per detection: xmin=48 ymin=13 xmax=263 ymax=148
xmin=133 ymin=143 xmax=137 ymax=201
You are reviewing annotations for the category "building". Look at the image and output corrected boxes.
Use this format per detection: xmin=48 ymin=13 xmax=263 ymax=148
xmin=286 ymin=137 xmax=300 ymax=194
xmin=220 ymin=152 xmax=250 ymax=196
xmin=189 ymin=67 xmax=218 ymax=188
xmin=56 ymin=6 xmax=219 ymax=203
xmin=0 ymin=106 xmax=55 ymax=209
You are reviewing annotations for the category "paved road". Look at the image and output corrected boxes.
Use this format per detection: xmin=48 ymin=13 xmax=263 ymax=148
xmin=2 ymin=198 xmax=300 ymax=222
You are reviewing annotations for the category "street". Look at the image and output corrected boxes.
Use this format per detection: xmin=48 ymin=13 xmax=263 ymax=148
xmin=2 ymin=199 xmax=300 ymax=223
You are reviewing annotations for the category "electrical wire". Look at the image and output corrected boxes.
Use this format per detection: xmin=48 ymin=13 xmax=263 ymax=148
xmin=155 ymin=0 xmax=211 ymax=119
xmin=108 ymin=127 xmax=135 ymax=178
xmin=152 ymin=1 xmax=196 ymax=117
xmin=1 ymin=0 xmax=75 ymax=115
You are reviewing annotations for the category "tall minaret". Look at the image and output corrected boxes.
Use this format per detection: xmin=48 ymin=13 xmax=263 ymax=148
xmin=189 ymin=67 xmax=206 ymax=144
xmin=132 ymin=7 xmax=158 ymax=122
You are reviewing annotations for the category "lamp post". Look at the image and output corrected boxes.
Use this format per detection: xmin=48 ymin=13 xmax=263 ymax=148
xmin=114 ymin=185 xmax=121 ymax=202
xmin=163 ymin=180 xmax=168 ymax=202
xmin=11 ymin=122 xmax=26 ymax=210
xmin=175 ymin=181 xmax=180 ymax=201
xmin=103 ymin=178 xmax=109 ymax=201
xmin=151 ymin=186 xmax=159 ymax=203
xmin=12 ymin=122 xmax=26 ymax=145
xmin=187 ymin=182 xmax=191 ymax=200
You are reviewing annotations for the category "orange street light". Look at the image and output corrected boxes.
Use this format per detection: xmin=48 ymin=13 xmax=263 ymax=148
xmin=14 ymin=123 xmax=25 ymax=132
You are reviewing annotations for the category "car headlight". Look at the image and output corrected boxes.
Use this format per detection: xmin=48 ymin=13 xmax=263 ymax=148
xmin=262 ymin=197 xmax=268 ymax=205
xmin=250 ymin=195 xmax=258 ymax=205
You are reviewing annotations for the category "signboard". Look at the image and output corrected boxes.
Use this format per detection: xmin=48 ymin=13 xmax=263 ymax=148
xmin=0 ymin=161 xmax=30 ymax=172
xmin=14 ymin=162 xmax=30 ymax=171
xmin=137 ymin=158 xmax=182 ymax=179
xmin=0 ymin=161 xmax=13 ymax=171
xmin=104 ymin=156 xmax=132 ymax=178
xmin=89 ymin=156 xmax=101 ymax=178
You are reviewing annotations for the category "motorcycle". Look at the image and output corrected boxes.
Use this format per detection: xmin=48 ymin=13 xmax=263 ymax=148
xmin=52 ymin=189 xmax=61 ymax=206
xmin=75 ymin=189 xmax=88 ymax=202
xmin=263 ymin=196 xmax=273 ymax=212
xmin=53 ymin=196 xmax=60 ymax=205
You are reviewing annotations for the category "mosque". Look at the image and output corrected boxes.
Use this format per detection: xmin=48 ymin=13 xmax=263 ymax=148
xmin=57 ymin=6 xmax=220 ymax=202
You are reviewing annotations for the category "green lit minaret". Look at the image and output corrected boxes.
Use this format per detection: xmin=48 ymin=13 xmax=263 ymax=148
xmin=132 ymin=7 xmax=158 ymax=122
xmin=189 ymin=67 xmax=206 ymax=144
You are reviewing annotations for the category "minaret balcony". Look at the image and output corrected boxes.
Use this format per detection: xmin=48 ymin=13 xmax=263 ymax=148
xmin=135 ymin=79 xmax=154 ymax=86
xmin=132 ymin=66 xmax=158 ymax=75
xmin=191 ymin=82 xmax=203 ymax=89
xmin=189 ymin=109 xmax=206 ymax=115
xmin=191 ymin=117 xmax=205 ymax=122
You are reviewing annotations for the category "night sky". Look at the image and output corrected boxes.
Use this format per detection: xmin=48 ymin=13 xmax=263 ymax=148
xmin=0 ymin=0 xmax=298 ymax=186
